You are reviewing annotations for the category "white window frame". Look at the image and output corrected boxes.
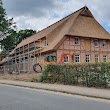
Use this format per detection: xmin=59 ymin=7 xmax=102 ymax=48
xmin=103 ymin=55 xmax=107 ymax=62
xmin=44 ymin=40 xmax=48 ymax=47
xmin=74 ymin=55 xmax=80 ymax=63
xmin=75 ymin=38 xmax=80 ymax=45
xmin=85 ymin=55 xmax=90 ymax=63
xmin=102 ymin=40 xmax=107 ymax=47
xmin=95 ymin=55 xmax=99 ymax=63
xmin=94 ymin=39 xmax=99 ymax=47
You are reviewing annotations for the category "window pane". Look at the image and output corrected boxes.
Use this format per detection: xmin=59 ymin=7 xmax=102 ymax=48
xmin=64 ymin=56 xmax=69 ymax=63
xmin=44 ymin=40 xmax=47 ymax=46
xmin=102 ymin=40 xmax=107 ymax=47
xmin=103 ymin=55 xmax=107 ymax=62
xmin=94 ymin=40 xmax=98 ymax=47
xmin=95 ymin=55 xmax=98 ymax=63
xmin=86 ymin=55 xmax=90 ymax=63
xmin=74 ymin=55 xmax=80 ymax=63
xmin=75 ymin=38 xmax=80 ymax=45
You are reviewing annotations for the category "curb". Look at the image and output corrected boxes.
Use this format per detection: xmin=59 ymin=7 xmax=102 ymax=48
xmin=0 ymin=80 xmax=110 ymax=100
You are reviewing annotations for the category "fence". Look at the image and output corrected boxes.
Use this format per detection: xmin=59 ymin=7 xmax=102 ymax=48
xmin=2 ymin=60 xmax=35 ymax=74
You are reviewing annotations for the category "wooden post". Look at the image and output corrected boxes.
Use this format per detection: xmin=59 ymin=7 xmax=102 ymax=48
xmin=28 ymin=44 xmax=30 ymax=73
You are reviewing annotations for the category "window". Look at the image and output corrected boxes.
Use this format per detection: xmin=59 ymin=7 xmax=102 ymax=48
xmin=102 ymin=40 xmax=107 ymax=47
xmin=44 ymin=55 xmax=57 ymax=62
xmin=74 ymin=55 xmax=80 ymax=63
xmin=86 ymin=55 xmax=90 ymax=63
xmin=75 ymin=38 xmax=80 ymax=45
xmin=103 ymin=55 xmax=107 ymax=62
xmin=94 ymin=39 xmax=99 ymax=47
xmin=64 ymin=56 xmax=69 ymax=64
xmin=44 ymin=40 xmax=48 ymax=47
xmin=95 ymin=55 xmax=99 ymax=63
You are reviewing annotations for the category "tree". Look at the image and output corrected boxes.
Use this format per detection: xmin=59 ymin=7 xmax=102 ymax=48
xmin=0 ymin=0 xmax=36 ymax=55
xmin=0 ymin=0 xmax=16 ymax=56
xmin=0 ymin=29 xmax=36 ymax=55
xmin=0 ymin=0 xmax=15 ymax=41
xmin=0 ymin=29 xmax=17 ymax=54
xmin=15 ymin=29 xmax=36 ymax=46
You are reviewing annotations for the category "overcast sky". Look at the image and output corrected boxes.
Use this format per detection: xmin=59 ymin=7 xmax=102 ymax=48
xmin=2 ymin=0 xmax=110 ymax=33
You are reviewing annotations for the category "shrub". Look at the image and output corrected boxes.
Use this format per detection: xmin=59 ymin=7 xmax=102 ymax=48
xmin=41 ymin=63 xmax=110 ymax=88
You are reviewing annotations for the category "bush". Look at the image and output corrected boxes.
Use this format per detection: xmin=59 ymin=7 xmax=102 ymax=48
xmin=41 ymin=63 xmax=110 ymax=88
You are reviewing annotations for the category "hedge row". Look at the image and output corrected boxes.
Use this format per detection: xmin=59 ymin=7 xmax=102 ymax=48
xmin=41 ymin=63 xmax=110 ymax=88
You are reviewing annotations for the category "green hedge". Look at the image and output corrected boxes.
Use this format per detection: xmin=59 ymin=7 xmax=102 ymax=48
xmin=41 ymin=63 xmax=110 ymax=88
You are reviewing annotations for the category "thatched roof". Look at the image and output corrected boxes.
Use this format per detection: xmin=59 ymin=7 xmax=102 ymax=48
xmin=15 ymin=6 xmax=110 ymax=52
xmin=0 ymin=58 xmax=6 ymax=64
xmin=1 ymin=6 xmax=110 ymax=63
xmin=68 ymin=16 xmax=110 ymax=39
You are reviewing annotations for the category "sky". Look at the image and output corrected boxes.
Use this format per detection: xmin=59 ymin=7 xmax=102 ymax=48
xmin=2 ymin=0 xmax=110 ymax=33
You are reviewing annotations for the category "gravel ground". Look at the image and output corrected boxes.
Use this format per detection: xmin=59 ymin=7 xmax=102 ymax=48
xmin=0 ymin=73 xmax=38 ymax=82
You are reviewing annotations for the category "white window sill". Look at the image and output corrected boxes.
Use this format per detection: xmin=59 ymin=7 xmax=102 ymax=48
xmin=102 ymin=46 xmax=107 ymax=48
xmin=43 ymin=46 xmax=47 ymax=47
xmin=74 ymin=62 xmax=80 ymax=63
xmin=64 ymin=62 xmax=69 ymax=64
xmin=94 ymin=46 xmax=99 ymax=48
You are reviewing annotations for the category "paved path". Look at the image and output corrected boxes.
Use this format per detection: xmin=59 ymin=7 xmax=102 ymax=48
xmin=0 ymin=80 xmax=110 ymax=100
xmin=0 ymin=84 xmax=110 ymax=110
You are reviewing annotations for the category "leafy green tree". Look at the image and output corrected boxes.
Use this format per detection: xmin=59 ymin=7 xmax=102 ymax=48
xmin=0 ymin=0 xmax=15 ymax=41
xmin=0 ymin=0 xmax=16 ymax=57
xmin=1 ymin=29 xmax=17 ymax=54
xmin=15 ymin=29 xmax=36 ymax=46
xmin=1 ymin=29 xmax=36 ymax=55
xmin=0 ymin=0 xmax=36 ymax=55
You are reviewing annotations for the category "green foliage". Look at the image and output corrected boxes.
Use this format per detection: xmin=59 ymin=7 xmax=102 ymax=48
xmin=15 ymin=29 xmax=36 ymax=46
xmin=41 ymin=63 xmax=110 ymax=88
xmin=0 ymin=0 xmax=36 ymax=55
xmin=0 ymin=0 xmax=16 ymax=41
xmin=0 ymin=0 xmax=16 ymax=55
xmin=0 ymin=29 xmax=17 ymax=55
xmin=30 ymin=78 xmax=38 ymax=82
xmin=0 ymin=29 xmax=36 ymax=56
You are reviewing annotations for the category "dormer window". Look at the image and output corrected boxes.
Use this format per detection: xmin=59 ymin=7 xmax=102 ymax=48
xmin=44 ymin=40 xmax=48 ymax=47
xmin=94 ymin=39 xmax=99 ymax=47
